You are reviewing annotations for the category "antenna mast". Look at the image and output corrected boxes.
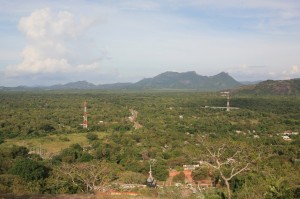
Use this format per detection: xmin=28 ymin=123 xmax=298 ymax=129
xmin=83 ymin=99 xmax=88 ymax=128
xmin=221 ymin=91 xmax=230 ymax=112
xmin=226 ymin=92 xmax=230 ymax=112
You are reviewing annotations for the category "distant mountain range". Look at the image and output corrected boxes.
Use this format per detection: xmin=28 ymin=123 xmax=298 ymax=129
xmin=49 ymin=71 xmax=243 ymax=91
xmin=132 ymin=71 xmax=242 ymax=91
xmin=1 ymin=71 xmax=299 ymax=94
xmin=0 ymin=71 xmax=243 ymax=91
xmin=232 ymin=78 xmax=300 ymax=95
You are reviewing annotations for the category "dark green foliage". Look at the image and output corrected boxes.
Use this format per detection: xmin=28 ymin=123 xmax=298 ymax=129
xmin=86 ymin=132 xmax=98 ymax=141
xmin=0 ymin=174 xmax=27 ymax=194
xmin=78 ymin=152 xmax=94 ymax=162
xmin=40 ymin=123 xmax=55 ymax=132
xmin=9 ymin=158 xmax=49 ymax=182
xmin=43 ymin=178 xmax=79 ymax=194
xmin=192 ymin=166 xmax=210 ymax=181
xmin=230 ymin=176 xmax=245 ymax=193
xmin=173 ymin=172 xmax=185 ymax=183
xmin=11 ymin=145 xmax=29 ymax=158
xmin=119 ymin=171 xmax=146 ymax=184
xmin=0 ymin=147 xmax=17 ymax=174
xmin=152 ymin=160 xmax=169 ymax=181
xmin=52 ymin=143 xmax=84 ymax=163
xmin=264 ymin=179 xmax=294 ymax=199
xmin=293 ymin=187 xmax=300 ymax=198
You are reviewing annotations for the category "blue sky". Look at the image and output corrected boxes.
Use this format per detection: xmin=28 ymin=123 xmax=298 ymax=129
xmin=0 ymin=0 xmax=300 ymax=86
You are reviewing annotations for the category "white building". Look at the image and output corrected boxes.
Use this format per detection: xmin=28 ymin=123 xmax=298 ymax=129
xmin=282 ymin=136 xmax=292 ymax=141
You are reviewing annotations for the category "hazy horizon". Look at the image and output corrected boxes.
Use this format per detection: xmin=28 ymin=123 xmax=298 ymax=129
xmin=1 ymin=0 xmax=300 ymax=86
xmin=0 ymin=70 xmax=290 ymax=87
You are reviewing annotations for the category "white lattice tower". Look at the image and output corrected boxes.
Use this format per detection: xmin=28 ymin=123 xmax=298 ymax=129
xmin=221 ymin=91 xmax=230 ymax=112
xmin=83 ymin=99 xmax=88 ymax=128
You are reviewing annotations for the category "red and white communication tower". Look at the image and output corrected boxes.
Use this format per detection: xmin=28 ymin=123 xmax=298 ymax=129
xmin=83 ymin=99 xmax=88 ymax=128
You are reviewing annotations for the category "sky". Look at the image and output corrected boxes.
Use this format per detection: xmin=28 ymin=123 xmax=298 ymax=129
xmin=0 ymin=0 xmax=300 ymax=86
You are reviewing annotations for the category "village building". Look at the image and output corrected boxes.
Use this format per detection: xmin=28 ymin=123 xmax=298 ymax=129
xmin=282 ymin=135 xmax=292 ymax=141
xmin=183 ymin=164 xmax=199 ymax=170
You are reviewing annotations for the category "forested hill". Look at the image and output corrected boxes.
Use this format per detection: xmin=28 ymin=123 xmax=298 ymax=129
xmin=0 ymin=71 xmax=242 ymax=91
xmin=132 ymin=71 xmax=241 ymax=91
xmin=232 ymin=78 xmax=300 ymax=95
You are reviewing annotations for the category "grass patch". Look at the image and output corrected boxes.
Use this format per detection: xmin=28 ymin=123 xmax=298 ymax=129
xmin=2 ymin=132 xmax=107 ymax=158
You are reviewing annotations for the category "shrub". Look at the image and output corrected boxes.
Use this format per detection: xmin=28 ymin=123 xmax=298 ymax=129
xmin=192 ymin=166 xmax=210 ymax=181
xmin=86 ymin=133 xmax=98 ymax=141
xmin=173 ymin=172 xmax=185 ymax=183
xmin=9 ymin=158 xmax=49 ymax=181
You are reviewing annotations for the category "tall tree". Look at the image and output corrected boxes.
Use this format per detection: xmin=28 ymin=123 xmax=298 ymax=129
xmin=202 ymin=144 xmax=251 ymax=199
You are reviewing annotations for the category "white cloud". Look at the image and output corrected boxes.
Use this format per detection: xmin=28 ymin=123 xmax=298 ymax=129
xmin=231 ymin=64 xmax=300 ymax=81
xmin=5 ymin=8 xmax=99 ymax=78
xmin=282 ymin=65 xmax=300 ymax=79
xmin=18 ymin=8 xmax=94 ymax=39
xmin=75 ymin=62 xmax=101 ymax=72
xmin=290 ymin=65 xmax=299 ymax=74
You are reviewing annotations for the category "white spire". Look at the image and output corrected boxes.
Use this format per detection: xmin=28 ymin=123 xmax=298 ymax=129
xmin=149 ymin=164 xmax=153 ymax=179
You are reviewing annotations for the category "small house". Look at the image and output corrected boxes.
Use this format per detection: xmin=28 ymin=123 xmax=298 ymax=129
xmin=282 ymin=136 xmax=291 ymax=141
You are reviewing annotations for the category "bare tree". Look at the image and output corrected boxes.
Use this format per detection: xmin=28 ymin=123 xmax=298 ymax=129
xmin=202 ymin=145 xmax=250 ymax=199
xmin=56 ymin=161 xmax=114 ymax=192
